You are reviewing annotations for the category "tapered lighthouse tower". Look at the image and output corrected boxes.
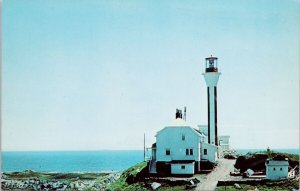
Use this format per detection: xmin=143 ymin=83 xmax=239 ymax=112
xmin=202 ymin=55 xmax=221 ymax=146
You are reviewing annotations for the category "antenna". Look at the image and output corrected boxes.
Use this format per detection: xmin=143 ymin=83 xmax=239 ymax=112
xmin=184 ymin=106 xmax=187 ymax=121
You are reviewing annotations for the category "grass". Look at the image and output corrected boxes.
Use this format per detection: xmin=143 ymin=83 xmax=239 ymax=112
xmin=216 ymin=179 xmax=299 ymax=191
xmin=157 ymin=185 xmax=192 ymax=191
xmin=106 ymin=162 xmax=148 ymax=191
xmin=245 ymin=149 xmax=299 ymax=161
xmin=3 ymin=171 xmax=110 ymax=185
xmin=107 ymin=161 xmax=195 ymax=191
xmin=3 ymin=163 xmax=194 ymax=191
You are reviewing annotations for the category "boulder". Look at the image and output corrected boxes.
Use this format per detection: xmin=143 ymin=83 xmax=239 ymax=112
xmin=193 ymin=178 xmax=200 ymax=184
xmin=245 ymin=169 xmax=254 ymax=176
xmin=234 ymin=183 xmax=241 ymax=189
xmin=151 ymin=182 xmax=161 ymax=190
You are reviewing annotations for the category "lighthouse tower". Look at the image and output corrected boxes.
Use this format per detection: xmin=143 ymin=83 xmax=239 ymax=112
xmin=202 ymin=55 xmax=221 ymax=146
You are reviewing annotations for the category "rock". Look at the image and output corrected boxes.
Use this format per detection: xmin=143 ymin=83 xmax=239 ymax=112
xmin=245 ymin=169 xmax=254 ymax=176
xmin=193 ymin=178 xmax=200 ymax=184
xmin=70 ymin=182 xmax=75 ymax=189
xmin=57 ymin=185 xmax=67 ymax=191
xmin=151 ymin=182 xmax=161 ymax=190
xmin=186 ymin=180 xmax=197 ymax=188
xmin=234 ymin=183 xmax=241 ymax=189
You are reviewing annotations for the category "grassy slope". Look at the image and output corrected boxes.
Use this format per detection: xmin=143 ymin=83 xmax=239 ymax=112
xmin=235 ymin=150 xmax=299 ymax=173
xmin=107 ymin=162 xmax=192 ymax=191
xmin=216 ymin=179 xmax=299 ymax=191
xmin=106 ymin=162 xmax=148 ymax=191
xmin=218 ymin=150 xmax=300 ymax=191
xmin=248 ymin=150 xmax=299 ymax=161
xmin=3 ymin=171 xmax=110 ymax=185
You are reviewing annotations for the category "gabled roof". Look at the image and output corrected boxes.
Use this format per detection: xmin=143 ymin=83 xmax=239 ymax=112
xmin=166 ymin=118 xmax=189 ymax=127
xmin=193 ymin=128 xmax=207 ymax=137
xmin=266 ymin=159 xmax=289 ymax=166
xmin=156 ymin=118 xmax=206 ymax=138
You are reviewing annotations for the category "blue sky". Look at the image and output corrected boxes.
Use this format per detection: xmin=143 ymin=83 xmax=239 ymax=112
xmin=3 ymin=0 xmax=299 ymax=151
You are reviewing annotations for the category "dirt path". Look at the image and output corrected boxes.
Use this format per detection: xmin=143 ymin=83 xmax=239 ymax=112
xmin=195 ymin=159 xmax=236 ymax=191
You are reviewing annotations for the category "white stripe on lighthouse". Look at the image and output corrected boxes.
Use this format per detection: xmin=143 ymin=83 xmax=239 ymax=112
xmin=209 ymin=86 xmax=216 ymax=145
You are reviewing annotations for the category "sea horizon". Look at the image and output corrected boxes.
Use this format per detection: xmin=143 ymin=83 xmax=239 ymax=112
xmin=2 ymin=148 xmax=299 ymax=152
xmin=1 ymin=148 xmax=299 ymax=173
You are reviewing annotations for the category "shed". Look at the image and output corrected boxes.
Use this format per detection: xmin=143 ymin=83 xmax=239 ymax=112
xmin=265 ymin=158 xmax=289 ymax=180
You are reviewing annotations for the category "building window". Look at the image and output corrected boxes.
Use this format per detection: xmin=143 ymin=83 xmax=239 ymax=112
xmin=273 ymin=168 xmax=276 ymax=171
xmin=166 ymin=149 xmax=170 ymax=156
xmin=182 ymin=134 xmax=185 ymax=141
xmin=204 ymin=149 xmax=207 ymax=155
xmin=280 ymin=168 xmax=282 ymax=171
xmin=186 ymin=148 xmax=193 ymax=155
xmin=181 ymin=165 xmax=185 ymax=169
xmin=190 ymin=149 xmax=193 ymax=155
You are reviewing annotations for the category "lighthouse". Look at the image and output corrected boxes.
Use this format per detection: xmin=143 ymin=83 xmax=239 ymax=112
xmin=202 ymin=55 xmax=221 ymax=146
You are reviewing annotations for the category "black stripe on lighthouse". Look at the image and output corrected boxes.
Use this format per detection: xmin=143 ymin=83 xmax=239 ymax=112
xmin=214 ymin=86 xmax=218 ymax=146
xmin=207 ymin=87 xmax=210 ymax=144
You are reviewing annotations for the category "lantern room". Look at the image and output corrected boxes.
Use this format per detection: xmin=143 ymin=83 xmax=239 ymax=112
xmin=205 ymin=55 xmax=218 ymax=72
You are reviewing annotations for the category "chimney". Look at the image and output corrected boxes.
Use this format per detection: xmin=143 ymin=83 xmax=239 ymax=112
xmin=175 ymin=109 xmax=182 ymax=119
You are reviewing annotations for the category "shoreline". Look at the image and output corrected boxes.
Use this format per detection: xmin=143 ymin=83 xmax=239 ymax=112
xmin=2 ymin=170 xmax=120 ymax=174
xmin=1 ymin=170 xmax=121 ymax=191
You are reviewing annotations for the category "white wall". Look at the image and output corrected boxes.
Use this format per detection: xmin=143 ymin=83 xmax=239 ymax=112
xmin=266 ymin=165 xmax=289 ymax=180
xmin=156 ymin=126 xmax=201 ymax=162
xmin=201 ymin=142 xmax=217 ymax=162
xmin=203 ymin=72 xmax=221 ymax=145
xmin=171 ymin=163 xmax=194 ymax=175
xmin=219 ymin=136 xmax=230 ymax=145
xmin=203 ymin=72 xmax=221 ymax=87
xmin=198 ymin=125 xmax=208 ymax=136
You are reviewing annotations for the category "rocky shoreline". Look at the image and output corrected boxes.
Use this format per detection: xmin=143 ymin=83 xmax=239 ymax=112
xmin=1 ymin=170 xmax=121 ymax=191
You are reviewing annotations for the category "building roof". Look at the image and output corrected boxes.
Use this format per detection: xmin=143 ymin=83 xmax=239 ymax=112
xmin=193 ymin=128 xmax=207 ymax=137
xmin=169 ymin=118 xmax=190 ymax=127
xmin=156 ymin=118 xmax=206 ymax=138
xmin=266 ymin=159 xmax=289 ymax=166
xmin=219 ymin=135 xmax=230 ymax=138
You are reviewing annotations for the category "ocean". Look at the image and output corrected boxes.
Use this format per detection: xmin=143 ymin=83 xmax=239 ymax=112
xmin=1 ymin=150 xmax=144 ymax=173
xmin=1 ymin=149 xmax=299 ymax=172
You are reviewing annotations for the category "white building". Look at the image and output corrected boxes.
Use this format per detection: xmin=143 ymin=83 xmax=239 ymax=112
xmin=149 ymin=56 xmax=228 ymax=176
xmin=265 ymin=159 xmax=289 ymax=180
xmin=198 ymin=125 xmax=230 ymax=150
xmin=218 ymin=135 xmax=230 ymax=150
xmin=149 ymin=112 xmax=218 ymax=176
xmin=198 ymin=125 xmax=209 ymax=143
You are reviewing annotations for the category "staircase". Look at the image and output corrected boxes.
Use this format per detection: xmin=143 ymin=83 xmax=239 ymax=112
xmin=149 ymin=159 xmax=157 ymax=174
